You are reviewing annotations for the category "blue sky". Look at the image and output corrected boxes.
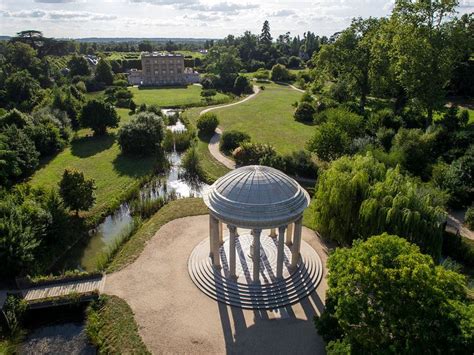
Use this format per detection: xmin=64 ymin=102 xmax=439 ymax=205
xmin=0 ymin=0 xmax=472 ymax=39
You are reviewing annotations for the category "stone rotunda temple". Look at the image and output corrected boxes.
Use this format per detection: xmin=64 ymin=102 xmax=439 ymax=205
xmin=188 ymin=165 xmax=323 ymax=309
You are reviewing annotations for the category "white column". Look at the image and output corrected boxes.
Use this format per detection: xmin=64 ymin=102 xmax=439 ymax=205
xmin=276 ymin=225 xmax=287 ymax=278
xmin=286 ymin=223 xmax=293 ymax=246
xmin=291 ymin=217 xmax=303 ymax=267
xmin=218 ymin=221 xmax=224 ymax=245
xmin=251 ymin=229 xmax=261 ymax=282
xmin=228 ymin=225 xmax=237 ymax=278
xmin=269 ymin=228 xmax=277 ymax=238
xmin=209 ymin=215 xmax=221 ymax=267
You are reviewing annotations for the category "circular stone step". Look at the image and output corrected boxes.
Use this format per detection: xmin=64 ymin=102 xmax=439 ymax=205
xmin=188 ymin=234 xmax=323 ymax=309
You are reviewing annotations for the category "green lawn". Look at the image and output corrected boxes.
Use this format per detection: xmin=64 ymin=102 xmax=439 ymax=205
xmin=130 ymin=85 xmax=230 ymax=108
xmin=86 ymin=295 xmax=149 ymax=354
xmin=107 ymin=198 xmax=207 ymax=272
xmin=189 ymin=83 xmax=308 ymax=155
xmin=29 ymin=109 xmax=158 ymax=222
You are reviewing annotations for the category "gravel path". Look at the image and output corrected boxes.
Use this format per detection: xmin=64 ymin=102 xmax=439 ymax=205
xmin=105 ymin=215 xmax=329 ymax=354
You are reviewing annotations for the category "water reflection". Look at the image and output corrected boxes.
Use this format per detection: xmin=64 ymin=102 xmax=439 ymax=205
xmin=55 ymin=118 xmax=208 ymax=271
xmin=20 ymin=322 xmax=95 ymax=355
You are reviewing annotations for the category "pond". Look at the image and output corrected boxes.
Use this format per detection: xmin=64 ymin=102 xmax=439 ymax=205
xmin=19 ymin=305 xmax=95 ymax=355
xmin=54 ymin=114 xmax=207 ymax=272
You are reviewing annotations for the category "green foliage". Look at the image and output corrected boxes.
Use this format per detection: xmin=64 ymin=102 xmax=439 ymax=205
xmin=59 ymin=169 xmax=96 ymax=215
xmin=466 ymin=207 xmax=474 ymax=230
xmin=80 ymin=99 xmax=119 ymax=135
xmin=254 ymin=68 xmax=269 ymax=80
xmin=270 ymin=64 xmax=291 ymax=82
xmin=311 ymin=154 xmax=386 ymax=245
xmin=95 ymin=59 xmax=114 ymax=85
xmin=68 ymin=54 xmax=90 ymax=77
xmin=359 ymin=167 xmax=446 ymax=259
xmin=442 ymin=146 xmax=474 ymax=208
xmin=306 ymin=122 xmax=350 ymax=161
xmin=86 ymin=295 xmax=150 ymax=354
xmin=0 ymin=186 xmax=70 ymax=278
xmin=443 ymin=231 xmax=474 ymax=269
xmin=105 ymin=86 xmax=133 ymax=108
xmin=294 ymin=101 xmax=315 ymax=123
xmin=181 ymin=146 xmax=204 ymax=181
xmin=233 ymin=75 xmax=253 ymax=95
xmin=390 ymin=128 xmax=434 ymax=177
xmin=1 ymin=125 xmax=39 ymax=181
xmin=5 ymin=70 xmax=41 ymax=111
xmin=162 ymin=130 xmax=194 ymax=152
xmin=233 ymin=142 xmax=277 ymax=166
xmin=220 ymin=130 xmax=250 ymax=152
xmin=2 ymin=295 xmax=27 ymax=336
xmin=197 ymin=112 xmax=219 ymax=136
xmin=118 ymin=111 xmax=164 ymax=156
xmin=316 ymin=234 xmax=473 ymax=353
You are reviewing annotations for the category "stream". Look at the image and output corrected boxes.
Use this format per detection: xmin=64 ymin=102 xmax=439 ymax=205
xmin=55 ymin=111 xmax=207 ymax=272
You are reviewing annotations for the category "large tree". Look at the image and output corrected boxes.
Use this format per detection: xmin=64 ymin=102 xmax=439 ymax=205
xmin=118 ymin=112 xmax=164 ymax=156
xmin=59 ymin=169 xmax=96 ymax=216
xmin=314 ymin=18 xmax=381 ymax=110
xmin=389 ymin=0 xmax=459 ymax=124
xmin=95 ymin=59 xmax=114 ymax=85
xmin=316 ymin=234 xmax=473 ymax=353
xmin=311 ymin=153 xmax=447 ymax=258
xmin=80 ymin=100 xmax=119 ymax=135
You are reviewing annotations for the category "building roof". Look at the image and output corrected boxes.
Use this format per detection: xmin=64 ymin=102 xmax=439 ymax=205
xmin=203 ymin=165 xmax=310 ymax=229
xmin=141 ymin=51 xmax=183 ymax=58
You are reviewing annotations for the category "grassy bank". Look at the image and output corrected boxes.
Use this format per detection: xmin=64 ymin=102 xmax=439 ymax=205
xmin=106 ymin=198 xmax=207 ymax=272
xmin=186 ymin=83 xmax=307 ymax=154
xmin=130 ymin=85 xmax=230 ymax=108
xmin=86 ymin=295 xmax=149 ymax=354
xmin=29 ymin=109 xmax=159 ymax=223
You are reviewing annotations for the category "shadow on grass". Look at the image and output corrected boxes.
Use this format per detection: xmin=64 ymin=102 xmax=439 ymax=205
xmin=137 ymin=85 xmax=189 ymax=90
xmin=71 ymin=134 xmax=115 ymax=158
xmin=112 ymin=153 xmax=158 ymax=178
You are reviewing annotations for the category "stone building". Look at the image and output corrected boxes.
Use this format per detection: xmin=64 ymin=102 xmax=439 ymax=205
xmin=141 ymin=52 xmax=186 ymax=86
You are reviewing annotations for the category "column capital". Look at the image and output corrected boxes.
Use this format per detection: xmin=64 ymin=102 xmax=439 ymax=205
xmin=251 ymin=228 xmax=262 ymax=236
xmin=227 ymin=224 xmax=237 ymax=233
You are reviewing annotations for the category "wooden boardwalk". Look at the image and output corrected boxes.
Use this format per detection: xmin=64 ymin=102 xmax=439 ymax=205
xmin=0 ymin=274 xmax=106 ymax=309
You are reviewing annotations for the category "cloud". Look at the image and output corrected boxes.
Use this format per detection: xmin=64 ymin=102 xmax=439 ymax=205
xmin=34 ymin=0 xmax=76 ymax=2
xmin=130 ymin=0 xmax=258 ymax=14
xmin=1 ymin=9 xmax=117 ymax=21
xmin=270 ymin=9 xmax=295 ymax=17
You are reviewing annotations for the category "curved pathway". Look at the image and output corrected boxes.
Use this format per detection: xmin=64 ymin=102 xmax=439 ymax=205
xmin=105 ymin=215 xmax=329 ymax=354
xmin=205 ymin=83 xmax=306 ymax=172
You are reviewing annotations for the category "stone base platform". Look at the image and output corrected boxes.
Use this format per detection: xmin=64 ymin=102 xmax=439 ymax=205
xmin=188 ymin=232 xmax=323 ymax=309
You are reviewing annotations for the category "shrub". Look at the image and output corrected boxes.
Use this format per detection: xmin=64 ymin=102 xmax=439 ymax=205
xmin=316 ymin=234 xmax=473 ymax=353
xmin=288 ymin=56 xmax=303 ymax=69
xmin=294 ymin=101 xmax=316 ymax=123
xmin=181 ymin=147 xmax=204 ymax=180
xmin=196 ymin=113 xmax=219 ymax=136
xmin=254 ymin=68 xmax=269 ymax=80
xmin=118 ymin=112 xmax=164 ymax=156
xmin=466 ymin=206 xmax=474 ymax=230
xmin=233 ymin=142 xmax=276 ymax=166
xmin=233 ymin=75 xmax=253 ymax=95
xmin=306 ymin=122 xmax=350 ymax=161
xmin=220 ymin=130 xmax=250 ymax=152
xmin=59 ymin=169 xmax=96 ymax=215
xmin=163 ymin=130 xmax=193 ymax=152
xmin=376 ymin=126 xmax=395 ymax=151
xmin=80 ymin=100 xmax=119 ymax=135
xmin=284 ymin=150 xmax=318 ymax=179
xmin=270 ymin=64 xmax=291 ymax=82
xmin=442 ymin=231 xmax=474 ymax=268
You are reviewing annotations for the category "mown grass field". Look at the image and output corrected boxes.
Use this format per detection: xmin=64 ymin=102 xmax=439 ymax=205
xmin=187 ymin=83 xmax=308 ymax=155
xmin=29 ymin=109 xmax=157 ymax=221
xmin=130 ymin=85 xmax=230 ymax=108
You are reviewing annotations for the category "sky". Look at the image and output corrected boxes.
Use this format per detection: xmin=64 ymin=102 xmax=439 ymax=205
xmin=0 ymin=0 xmax=472 ymax=39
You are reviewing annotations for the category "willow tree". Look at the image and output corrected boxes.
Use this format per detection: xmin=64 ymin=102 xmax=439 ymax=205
xmin=311 ymin=153 xmax=386 ymax=245
xmin=360 ymin=167 xmax=447 ymax=259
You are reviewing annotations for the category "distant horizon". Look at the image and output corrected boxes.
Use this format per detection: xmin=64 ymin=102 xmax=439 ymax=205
xmin=1 ymin=0 xmax=471 ymax=40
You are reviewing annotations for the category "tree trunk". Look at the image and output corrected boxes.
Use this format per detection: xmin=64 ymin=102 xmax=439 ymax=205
xmin=426 ymin=107 xmax=433 ymax=128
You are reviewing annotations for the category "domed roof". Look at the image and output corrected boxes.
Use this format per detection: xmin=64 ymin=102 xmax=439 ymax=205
xmin=203 ymin=165 xmax=310 ymax=228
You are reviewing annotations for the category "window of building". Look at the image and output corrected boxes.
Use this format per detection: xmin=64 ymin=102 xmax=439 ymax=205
xmin=154 ymin=70 xmax=158 ymax=75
